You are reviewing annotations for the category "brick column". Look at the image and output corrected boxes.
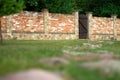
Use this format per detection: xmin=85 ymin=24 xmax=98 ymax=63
xmin=0 ymin=17 xmax=3 ymax=44
xmin=111 ymin=14 xmax=117 ymax=40
xmin=6 ymin=15 xmax=13 ymax=39
xmin=86 ymin=12 xmax=92 ymax=40
xmin=74 ymin=10 xmax=79 ymax=39
xmin=43 ymin=9 xmax=49 ymax=34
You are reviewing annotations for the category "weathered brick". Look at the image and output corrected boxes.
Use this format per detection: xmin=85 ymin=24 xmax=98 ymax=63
xmin=1 ymin=10 xmax=78 ymax=40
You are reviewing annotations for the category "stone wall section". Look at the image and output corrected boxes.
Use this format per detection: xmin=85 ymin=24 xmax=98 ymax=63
xmin=116 ymin=19 xmax=120 ymax=34
xmin=1 ymin=10 xmax=120 ymax=41
xmin=2 ymin=33 xmax=76 ymax=40
xmin=91 ymin=17 xmax=113 ymax=34
xmin=88 ymin=13 xmax=120 ymax=40
xmin=49 ymin=13 xmax=75 ymax=33
xmin=1 ymin=10 xmax=79 ymax=40
xmin=90 ymin=17 xmax=114 ymax=40
xmin=11 ymin=11 xmax=44 ymax=33
xmin=1 ymin=16 xmax=7 ymax=32
xmin=116 ymin=19 xmax=120 ymax=40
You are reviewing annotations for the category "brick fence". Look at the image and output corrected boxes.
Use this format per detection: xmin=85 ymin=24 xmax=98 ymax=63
xmin=0 ymin=9 xmax=79 ymax=40
xmin=1 ymin=10 xmax=120 ymax=40
xmin=87 ymin=13 xmax=120 ymax=40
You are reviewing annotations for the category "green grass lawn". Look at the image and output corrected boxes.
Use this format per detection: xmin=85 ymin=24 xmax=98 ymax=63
xmin=0 ymin=40 xmax=120 ymax=80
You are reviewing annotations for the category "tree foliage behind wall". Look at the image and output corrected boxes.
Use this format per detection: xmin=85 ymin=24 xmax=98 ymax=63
xmin=0 ymin=0 xmax=24 ymax=44
xmin=1 ymin=0 xmax=120 ymax=17
xmin=75 ymin=0 xmax=120 ymax=17
xmin=24 ymin=0 xmax=120 ymax=17
xmin=0 ymin=0 xmax=24 ymax=17
xmin=24 ymin=0 xmax=75 ymax=14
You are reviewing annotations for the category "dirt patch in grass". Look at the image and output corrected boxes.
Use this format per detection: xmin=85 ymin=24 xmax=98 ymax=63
xmin=37 ymin=57 xmax=69 ymax=66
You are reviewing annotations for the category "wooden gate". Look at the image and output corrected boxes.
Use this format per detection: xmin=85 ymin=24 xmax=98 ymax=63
xmin=79 ymin=14 xmax=88 ymax=39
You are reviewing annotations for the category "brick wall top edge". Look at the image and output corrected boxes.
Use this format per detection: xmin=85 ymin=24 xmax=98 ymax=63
xmin=0 ymin=11 xmax=74 ymax=18
xmin=50 ymin=13 xmax=73 ymax=16
xmin=116 ymin=18 xmax=120 ymax=21
xmin=21 ymin=11 xmax=42 ymax=14
xmin=1 ymin=11 xmax=43 ymax=18
xmin=93 ymin=16 xmax=112 ymax=19
xmin=92 ymin=16 xmax=119 ymax=20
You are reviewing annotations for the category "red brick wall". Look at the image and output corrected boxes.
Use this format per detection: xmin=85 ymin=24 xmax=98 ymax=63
xmin=2 ymin=11 xmax=44 ymax=33
xmin=1 ymin=16 xmax=7 ymax=32
xmin=0 ymin=10 xmax=79 ymax=40
xmin=91 ymin=17 xmax=113 ymax=34
xmin=87 ymin=13 xmax=120 ymax=40
xmin=116 ymin=19 xmax=120 ymax=34
xmin=12 ymin=12 xmax=44 ymax=32
xmin=49 ymin=13 xmax=75 ymax=33
xmin=1 ymin=11 xmax=75 ymax=33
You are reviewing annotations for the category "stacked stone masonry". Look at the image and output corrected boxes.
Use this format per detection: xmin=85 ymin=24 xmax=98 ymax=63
xmin=88 ymin=13 xmax=120 ymax=40
xmin=1 ymin=10 xmax=79 ymax=40
xmin=1 ymin=10 xmax=120 ymax=40
xmin=49 ymin=13 xmax=75 ymax=33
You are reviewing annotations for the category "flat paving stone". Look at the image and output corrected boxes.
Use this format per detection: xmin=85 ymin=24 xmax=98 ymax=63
xmin=80 ymin=60 xmax=120 ymax=73
xmin=0 ymin=69 xmax=63 ymax=80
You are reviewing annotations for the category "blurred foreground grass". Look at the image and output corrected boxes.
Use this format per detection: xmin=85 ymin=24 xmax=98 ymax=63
xmin=0 ymin=40 xmax=120 ymax=80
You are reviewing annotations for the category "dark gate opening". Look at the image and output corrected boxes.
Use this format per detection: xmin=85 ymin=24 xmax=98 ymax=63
xmin=79 ymin=14 xmax=88 ymax=39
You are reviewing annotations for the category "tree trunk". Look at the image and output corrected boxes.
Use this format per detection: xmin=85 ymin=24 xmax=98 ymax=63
xmin=0 ymin=18 xmax=3 ymax=45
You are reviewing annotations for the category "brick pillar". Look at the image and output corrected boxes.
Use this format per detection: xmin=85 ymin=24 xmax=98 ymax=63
xmin=111 ymin=14 xmax=117 ymax=40
xmin=0 ymin=17 xmax=3 ymax=44
xmin=86 ymin=12 xmax=92 ymax=40
xmin=6 ymin=15 xmax=13 ymax=39
xmin=73 ymin=10 xmax=79 ymax=39
xmin=43 ymin=9 xmax=49 ymax=34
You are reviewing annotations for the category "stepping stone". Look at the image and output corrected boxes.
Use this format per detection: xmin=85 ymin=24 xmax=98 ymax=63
xmin=80 ymin=60 xmax=120 ymax=73
xmin=0 ymin=69 xmax=63 ymax=80
xmin=74 ymin=53 xmax=118 ymax=61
